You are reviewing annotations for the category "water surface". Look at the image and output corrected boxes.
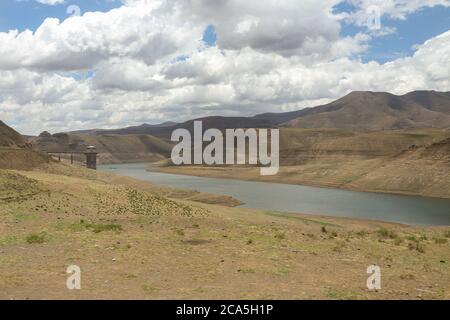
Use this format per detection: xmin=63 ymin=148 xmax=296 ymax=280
xmin=99 ymin=163 xmax=450 ymax=226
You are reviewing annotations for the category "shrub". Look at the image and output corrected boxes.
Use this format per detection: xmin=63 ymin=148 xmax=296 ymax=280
xmin=408 ymin=242 xmax=425 ymax=253
xmin=274 ymin=232 xmax=285 ymax=240
xmin=70 ymin=220 xmax=122 ymax=233
xmin=91 ymin=223 xmax=122 ymax=234
xmin=26 ymin=232 xmax=47 ymax=244
xmin=377 ymin=228 xmax=398 ymax=239
xmin=355 ymin=230 xmax=368 ymax=237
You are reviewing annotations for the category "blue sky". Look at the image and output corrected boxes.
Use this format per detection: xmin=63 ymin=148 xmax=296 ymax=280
xmin=0 ymin=0 xmax=121 ymax=32
xmin=336 ymin=5 xmax=450 ymax=63
xmin=0 ymin=1 xmax=448 ymax=64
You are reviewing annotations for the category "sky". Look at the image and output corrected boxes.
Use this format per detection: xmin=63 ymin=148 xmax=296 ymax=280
xmin=0 ymin=0 xmax=449 ymax=135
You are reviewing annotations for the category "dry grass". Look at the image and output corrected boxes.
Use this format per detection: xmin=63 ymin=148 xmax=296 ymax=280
xmin=0 ymin=165 xmax=449 ymax=300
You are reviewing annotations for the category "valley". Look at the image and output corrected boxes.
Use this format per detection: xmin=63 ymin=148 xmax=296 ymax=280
xmin=1 ymin=95 xmax=450 ymax=299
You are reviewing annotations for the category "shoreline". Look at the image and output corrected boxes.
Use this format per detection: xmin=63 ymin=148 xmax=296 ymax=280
xmin=148 ymin=164 xmax=450 ymax=201
xmin=98 ymin=165 xmax=437 ymax=228
xmin=98 ymin=162 xmax=450 ymax=226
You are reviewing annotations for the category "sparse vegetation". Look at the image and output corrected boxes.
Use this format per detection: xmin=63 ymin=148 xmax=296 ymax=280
xmin=69 ymin=220 xmax=122 ymax=233
xmin=434 ymin=238 xmax=447 ymax=245
xmin=274 ymin=232 xmax=285 ymax=240
xmin=325 ymin=289 xmax=357 ymax=300
xmin=377 ymin=228 xmax=398 ymax=240
xmin=142 ymin=284 xmax=159 ymax=293
xmin=355 ymin=230 xmax=368 ymax=237
xmin=408 ymin=242 xmax=426 ymax=253
xmin=26 ymin=232 xmax=47 ymax=244
xmin=175 ymin=229 xmax=185 ymax=236
xmin=1 ymin=160 xmax=449 ymax=299
xmin=0 ymin=235 xmax=19 ymax=246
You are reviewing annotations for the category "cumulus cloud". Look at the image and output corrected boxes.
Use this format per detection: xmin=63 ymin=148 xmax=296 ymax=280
xmin=0 ymin=0 xmax=449 ymax=134
xmin=173 ymin=0 xmax=347 ymax=57
xmin=1 ymin=1 xmax=203 ymax=71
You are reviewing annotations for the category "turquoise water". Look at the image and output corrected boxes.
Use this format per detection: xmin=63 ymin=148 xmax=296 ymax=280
xmin=99 ymin=163 xmax=450 ymax=226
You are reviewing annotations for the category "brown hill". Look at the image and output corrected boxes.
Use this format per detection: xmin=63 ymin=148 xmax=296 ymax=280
xmin=0 ymin=120 xmax=29 ymax=148
xmin=86 ymin=116 xmax=275 ymax=138
xmin=283 ymin=91 xmax=450 ymax=130
xmin=403 ymin=91 xmax=450 ymax=115
xmin=0 ymin=121 xmax=52 ymax=170
xmin=31 ymin=133 xmax=173 ymax=164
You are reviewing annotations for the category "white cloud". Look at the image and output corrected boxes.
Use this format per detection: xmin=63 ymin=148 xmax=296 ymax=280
xmin=1 ymin=1 xmax=203 ymax=71
xmin=0 ymin=0 xmax=449 ymax=134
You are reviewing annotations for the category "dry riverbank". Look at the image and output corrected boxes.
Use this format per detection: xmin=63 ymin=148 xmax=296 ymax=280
xmin=152 ymin=157 xmax=450 ymax=200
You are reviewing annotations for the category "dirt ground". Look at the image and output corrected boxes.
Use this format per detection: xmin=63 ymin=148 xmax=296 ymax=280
xmin=0 ymin=164 xmax=449 ymax=300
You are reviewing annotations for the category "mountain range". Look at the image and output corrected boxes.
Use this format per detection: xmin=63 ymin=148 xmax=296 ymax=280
xmin=63 ymin=90 xmax=450 ymax=138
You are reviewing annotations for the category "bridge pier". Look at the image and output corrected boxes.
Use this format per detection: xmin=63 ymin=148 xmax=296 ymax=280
xmin=84 ymin=146 xmax=98 ymax=170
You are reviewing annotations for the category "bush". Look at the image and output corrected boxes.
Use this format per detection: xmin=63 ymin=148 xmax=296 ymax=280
xmin=274 ymin=232 xmax=285 ymax=240
xmin=70 ymin=220 xmax=122 ymax=233
xmin=26 ymin=232 xmax=47 ymax=244
xmin=377 ymin=228 xmax=398 ymax=239
xmin=91 ymin=223 xmax=122 ymax=233
xmin=408 ymin=242 xmax=425 ymax=253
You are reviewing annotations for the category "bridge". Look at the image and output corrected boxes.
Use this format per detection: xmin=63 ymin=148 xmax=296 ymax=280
xmin=47 ymin=146 xmax=98 ymax=170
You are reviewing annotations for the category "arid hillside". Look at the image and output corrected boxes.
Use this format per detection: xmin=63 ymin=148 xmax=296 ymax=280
xmin=0 ymin=121 xmax=51 ymax=170
xmin=30 ymin=132 xmax=173 ymax=164
xmin=156 ymin=128 xmax=450 ymax=199
xmin=0 ymin=121 xmax=29 ymax=148
xmin=283 ymin=91 xmax=450 ymax=131
xmin=278 ymin=127 xmax=450 ymax=165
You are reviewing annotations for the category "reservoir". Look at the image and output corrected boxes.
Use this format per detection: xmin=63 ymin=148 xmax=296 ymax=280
xmin=99 ymin=163 xmax=450 ymax=226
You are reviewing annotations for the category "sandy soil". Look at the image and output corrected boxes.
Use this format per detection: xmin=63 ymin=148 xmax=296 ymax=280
xmin=1 ymin=164 xmax=449 ymax=300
